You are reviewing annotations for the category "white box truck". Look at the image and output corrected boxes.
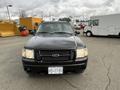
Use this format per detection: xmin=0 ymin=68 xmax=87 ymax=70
xmin=83 ymin=14 xmax=120 ymax=37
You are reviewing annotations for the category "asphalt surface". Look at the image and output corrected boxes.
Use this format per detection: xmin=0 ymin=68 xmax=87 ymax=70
xmin=0 ymin=35 xmax=120 ymax=90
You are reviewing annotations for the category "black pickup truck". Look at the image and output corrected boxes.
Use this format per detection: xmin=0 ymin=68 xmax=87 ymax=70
xmin=22 ymin=21 xmax=88 ymax=74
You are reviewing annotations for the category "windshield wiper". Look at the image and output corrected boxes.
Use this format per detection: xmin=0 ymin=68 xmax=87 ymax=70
xmin=52 ymin=32 xmax=73 ymax=35
xmin=37 ymin=32 xmax=51 ymax=34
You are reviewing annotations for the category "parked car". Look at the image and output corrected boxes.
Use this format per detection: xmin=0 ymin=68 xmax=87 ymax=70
xmin=22 ymin=21 xmax=88 ymax=74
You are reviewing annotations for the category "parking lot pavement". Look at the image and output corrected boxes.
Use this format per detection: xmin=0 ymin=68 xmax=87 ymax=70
xmin=0 ymin=36 xmax=120 ymax=90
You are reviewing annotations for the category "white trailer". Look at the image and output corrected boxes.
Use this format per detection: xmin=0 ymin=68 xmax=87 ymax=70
xmin=84 ymin=14 xmax=120 ymax=36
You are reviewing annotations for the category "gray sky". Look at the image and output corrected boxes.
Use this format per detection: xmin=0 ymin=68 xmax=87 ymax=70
xmin=0 ymin=0 xmax=120 ymax=18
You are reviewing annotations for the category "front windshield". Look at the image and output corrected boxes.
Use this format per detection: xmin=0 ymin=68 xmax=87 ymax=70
xmin=37 ymin=22 xmax=73 ymax=34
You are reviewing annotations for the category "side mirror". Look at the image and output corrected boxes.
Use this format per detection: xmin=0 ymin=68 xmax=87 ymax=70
xmin=75 ymin=31 xmax=80 ymax=35
xmin=31 ymin=30 xmax=36 ymax=36
xmin=32 ymin=32 xmax=36 ymax=36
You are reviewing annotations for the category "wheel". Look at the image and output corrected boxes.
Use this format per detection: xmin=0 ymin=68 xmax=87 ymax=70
xmin=86 ymin=31 xmax=92 ymax=37
xmin=23 ymin=66 xmax=32 ymax=73
xmin=74 ymin=63 xmax=87 ymax=74
xmin=74 ymin=69 xmax=85 ymax=74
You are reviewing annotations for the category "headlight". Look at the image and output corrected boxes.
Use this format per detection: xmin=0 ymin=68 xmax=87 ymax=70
xmin=22 ymin=49 xmax=34 ymax=59
xmin=76 ymin=48 xmax=88 ymax=58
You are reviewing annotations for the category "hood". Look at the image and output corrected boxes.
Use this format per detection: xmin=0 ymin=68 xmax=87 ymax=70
xmin=25 ymin=34 xmax=84 ymax=50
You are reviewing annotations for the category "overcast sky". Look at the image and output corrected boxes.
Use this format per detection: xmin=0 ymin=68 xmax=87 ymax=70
xmin=0 ymin=0 xmax=120 ymax=18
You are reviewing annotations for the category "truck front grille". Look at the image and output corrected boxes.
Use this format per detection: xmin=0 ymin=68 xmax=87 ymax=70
xmin=35 ymin=50 xmax=75 ymax=63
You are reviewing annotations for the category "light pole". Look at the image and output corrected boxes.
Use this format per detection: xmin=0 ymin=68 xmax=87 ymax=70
xmin=6 ymin=5 xmax=12 ymax=21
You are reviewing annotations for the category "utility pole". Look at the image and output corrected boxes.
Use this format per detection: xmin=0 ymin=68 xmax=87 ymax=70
xmin=6 ymin=5 xmax=12 ymax=21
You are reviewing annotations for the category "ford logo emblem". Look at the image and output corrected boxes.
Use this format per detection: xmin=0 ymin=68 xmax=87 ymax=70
xmin=52 ymin=54 xmax=60 ymax=57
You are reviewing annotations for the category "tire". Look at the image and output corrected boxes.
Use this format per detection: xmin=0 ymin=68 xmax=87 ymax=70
xmin=74 ymin=69 xmax=85 ymax=74
xmin=74 ymin=64 xmax=87 ymax=74
xmin=23 ymin=66 xmax=32 ymax=73
xmin=86 ymin=31 xmax=92 ymax=37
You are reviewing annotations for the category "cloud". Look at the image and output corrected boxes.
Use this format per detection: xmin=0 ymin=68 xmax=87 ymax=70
xmin=104 ymin=0 xmax=115 ymax=7
xmin=0 ymin=0 xmax=120 ymax=19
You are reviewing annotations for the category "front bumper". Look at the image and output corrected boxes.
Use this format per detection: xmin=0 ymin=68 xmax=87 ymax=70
xmin=22 ymin=58 xmax=88 ymax=72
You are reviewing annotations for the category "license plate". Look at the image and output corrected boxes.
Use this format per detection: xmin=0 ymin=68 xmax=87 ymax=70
xmin=48 ymin=67 xmax=63 ymax=74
